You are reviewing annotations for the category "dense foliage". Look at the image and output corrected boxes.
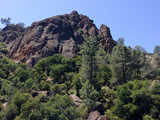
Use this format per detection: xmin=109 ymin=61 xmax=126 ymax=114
xmin=0 ymin=36 xmax=160 ymax=120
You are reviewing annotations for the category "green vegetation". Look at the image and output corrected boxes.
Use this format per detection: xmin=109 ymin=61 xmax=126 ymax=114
xmin=0 ymin=17 xmax=11 ymax=26
xmin=0 ymin=36 xmax=160 ymax=120
xmin=0 ymin=42 xmax=9 ymax=55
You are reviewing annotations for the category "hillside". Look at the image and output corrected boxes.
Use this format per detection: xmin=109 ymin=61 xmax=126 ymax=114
xmin=0 ymin=11 xmax=160 ymax=120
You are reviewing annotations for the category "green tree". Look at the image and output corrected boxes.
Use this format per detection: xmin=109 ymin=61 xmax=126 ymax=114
xmin=80 ymin=80 xmax=99 ymax=112
xmin=14 ymin=66 xmax=29 ymax=82
xmin=12 ymin=92 xmax=30 ymax=114
xmin=153 ymin=46 xmax=160 ymax=68
xmin=0 ymin=42 xmax=9 ymax=55
xmin=109 ymin=44 xmax=132 ymax=85
xmin=17 ymin=22 xmax=25 ymax=28
xmin=131 ymin=49 xmax=142 ymax=79
xmin=96 ymin=65 xmax=111 ymax=87
xmin=39 ymin=94 xmax=79 ymax=120
xmin=79 ymin=36 xmax=101 ymax=112
xmin=117 ymin=38 xmax=124 ymax=45
xmin=153 ymin=45 xmax=160 ymax=54
xmin=20 ymin=97 xmax=40 ymax=119
xmin=140 ymin=51 xmax=152 ymax=79
xmin=0 ymin=17 xmax=11 ymax=26
xmin=131 ymin=49 xmax=149 ymax=79
xmin=107 ymin=80 xmax=152 ymax=120
xmin=81 ymin=36 xmax=99 ymax=86
xmin=134 ymin=45 xmax=146 ymax=53
xmin=3 ymin=104 xmax=18 ymax=120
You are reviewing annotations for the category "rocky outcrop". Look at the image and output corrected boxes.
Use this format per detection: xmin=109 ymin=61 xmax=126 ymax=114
xmin=150 ymin=80 xmax=160 ymax=89
xmin=87 ymin=111 xmax=107 ymax=120
xmin=31 ymin=90 xmax=49 ymax=97
xmin=70 ymin=93 xmax=82 ymax=107
xmin=0 ymin=24 xmax=24 ymax=44
xmin=99 ymin=24 xmax=116 ymax=53
xmin=0 ymin=11 xmax=115 ymax=67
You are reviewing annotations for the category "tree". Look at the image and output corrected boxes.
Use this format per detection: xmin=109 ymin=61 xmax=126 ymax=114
xmin=139 ymin=51 xmax=152 ymax=79
xmin=0 ymin=17 xmax=11 ymax=26
xmin=79 ymin=36 xmax=101 ymax=112
xmin=107 ymin=80 xmax=152 ymax=120
xmin=20 ymin=97 xmax=40 ymax=119
xmin=106 ymin=80 xmax=160 ymax=120
xmin=131 ymin=49 xmax=149 ymax=79
xmin=12 ymin=92 xmax=30 ymax=114
xmin=14 ymin=66 xmax=29 ymax=82
xmin=134 ymin=45 xmax=146 ymax=53
xmin=117 ymin=38 xmax=124 ymax=45
xmin=80 ymin=36 xmax=99 ymax=87
xmin=153 ymin=45 xmax=160 ymax=54
xmin=0 ymin=42 xmax=9 ymax=55
xmin=131 ymin=49 xmax=142 ymax=79
xmin=39 ymin=94 xmax=79 ymax=120
xmin=80 ymin=80 xmax=99 ymax=112
xmin=109 ymin=44 xmax=132 ymax=85
xmin=3 ymin=104 xmax=18 ymax=120
xmin=153 ymin=45 xmax=160 ymax=68
xmin=153 ymin=54 xmax=160 ymax=68
xmin=17 ymin=22 xmax=25 ymax=28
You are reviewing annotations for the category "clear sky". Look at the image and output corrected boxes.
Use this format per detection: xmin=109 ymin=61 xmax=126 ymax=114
xmin=0 ymin=0 xmax=160 ymax=53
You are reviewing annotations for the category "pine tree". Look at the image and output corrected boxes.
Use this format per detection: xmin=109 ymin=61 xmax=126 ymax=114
xmin=153 ymin=45 xmax=160 ymax=54
xmin=79 ymin=36 xmax=100 ymax=112
xmin=131 ymin=49 xmax=141 ymax=79
xmin=131 ymin=48 xmax=148 ymax=79
xmin=139 ymin=51 xmax=151 ymax=79
xmin=117 ymin=38 xmax=125 ymax=45
xmin=80 ymin=80 xmax=98 ymax=112
xmin=81 ymin=36 xmax=99 ymax=87
xmin=153 ymin=45 xmax=160 ymax=68
xmin=109 ymin=44 xmax=132 ymax=85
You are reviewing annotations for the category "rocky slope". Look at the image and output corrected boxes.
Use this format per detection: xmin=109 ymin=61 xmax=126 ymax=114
xmin=0 ymin=11 xmax=115 ymax=67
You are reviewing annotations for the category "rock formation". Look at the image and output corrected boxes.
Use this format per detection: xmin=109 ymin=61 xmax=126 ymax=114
xmin=99 ymin=24 xmax=116 ymax=53
xmin=87 ymin=111 xmax=107 ymax=120
xmin=0 ymin=11 xmax=116 ymax=67
xmin=0 ymin=24 xmax=25 ymax=44
xmin=70 ymin=93 xmax=82 ymax=107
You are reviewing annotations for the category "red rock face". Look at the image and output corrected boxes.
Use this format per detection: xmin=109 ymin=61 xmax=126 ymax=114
xmin=0 ymin=11 xmax=115 ymax=67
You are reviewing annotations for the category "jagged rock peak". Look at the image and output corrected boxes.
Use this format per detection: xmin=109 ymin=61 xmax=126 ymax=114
xmin=99 ymin=24 xmax=115 ymax=53
xmin=71 ymin=10 xmax=79 ymax=15
xmin=0 ymin=11 xmax=115 ymax=67
xmin=99 ymin=24 xmax=112 ymax=38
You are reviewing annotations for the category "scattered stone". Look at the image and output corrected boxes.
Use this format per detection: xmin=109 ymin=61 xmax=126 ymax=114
xmin=31 ymin=90 xmax=49 ymax=97
xmin=2 ymin=102 xmax=8 ymax=108
xmin=87 ymin=110 xmax=101 ymax=120
xmin=104 ymin=86 xmax=110 ymax=91
xmin=97 ymin=115 xmax=107 ymax=120
xmin=87 ymin=110 xmax=107 ymax=120
xmin=150 ymin=80 xmax=160 ymax=89
xmin=70 ymin=93 xmax=82 ymax=107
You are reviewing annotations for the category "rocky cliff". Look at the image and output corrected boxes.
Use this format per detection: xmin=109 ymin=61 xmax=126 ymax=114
xmin=0 ymin=11 xmax=115 ymax=67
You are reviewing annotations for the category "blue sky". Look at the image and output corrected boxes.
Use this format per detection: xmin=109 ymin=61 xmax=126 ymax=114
xmin=0 ymin=0 xmax=160 ymax=53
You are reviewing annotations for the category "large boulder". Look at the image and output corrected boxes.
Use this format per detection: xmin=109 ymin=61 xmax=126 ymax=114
xmin=70 ymin=93 xmax=82 ymax=107
xmin=150 ymin=80 xmax=160 ymax=89
xmin=97 ymin=115 xmax=107 ymax=120
xmin=87 ymin=111 xmax=107 ymax=120
xmin=87 ymin=111 xmax=101 ymax=120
